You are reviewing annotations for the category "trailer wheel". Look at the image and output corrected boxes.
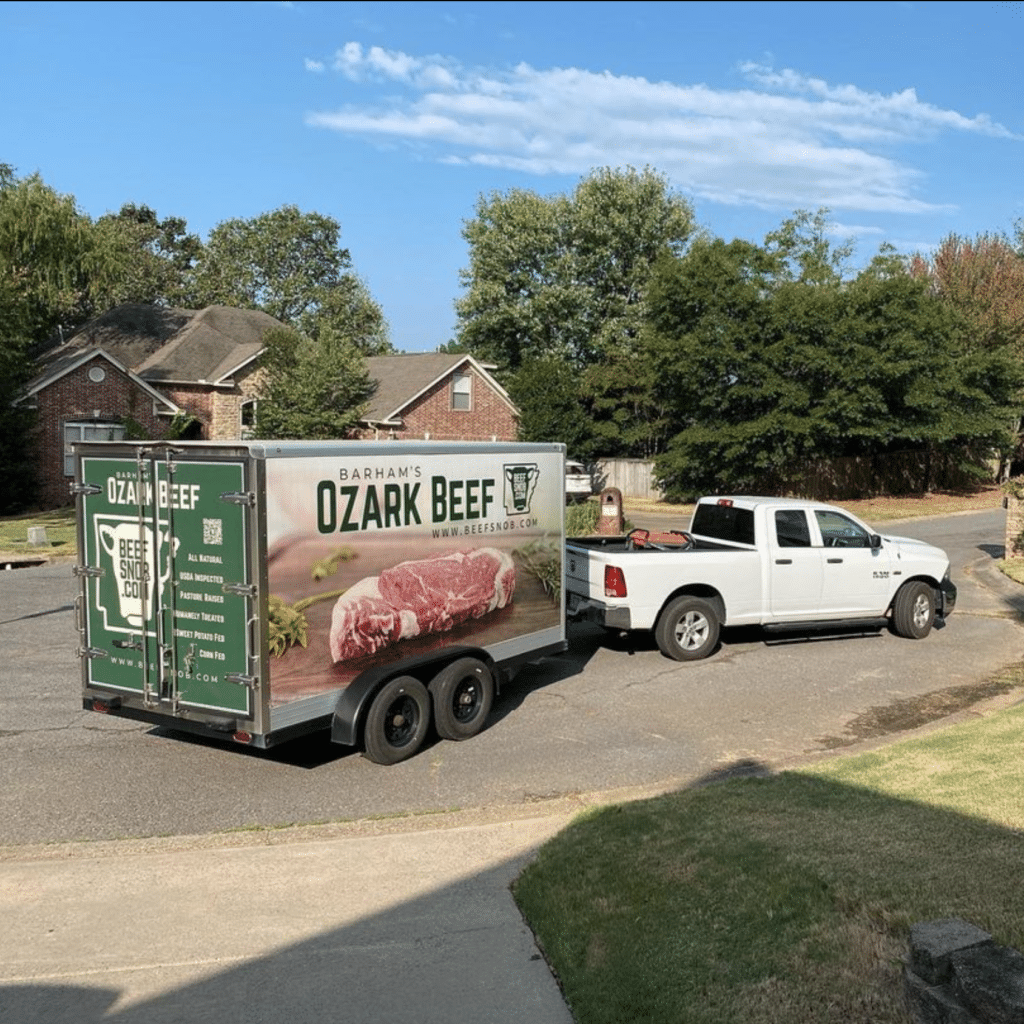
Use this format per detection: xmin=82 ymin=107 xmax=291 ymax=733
xmin=363 ymin=676 xmax=431 ymax=765
xmin=654 ymin=596 xmax=720 ymax=661
xmin=891 ymin=581 xmax=935 ymax=639
xmin=430 ymin=658 xmax=494 ymax=741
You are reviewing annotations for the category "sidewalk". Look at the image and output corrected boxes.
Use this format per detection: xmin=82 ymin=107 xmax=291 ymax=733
xmin=0 ymin=809 xmax=579 ymax=1024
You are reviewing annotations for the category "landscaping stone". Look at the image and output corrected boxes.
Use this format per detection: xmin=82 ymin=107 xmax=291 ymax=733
xmin=910 ymin=919 xmax=994 ymax=985
xmin=906 ymin=919 xmax=1024 ymax=1024
xmin=951 ymin=944 xmax=1024 ymax=1024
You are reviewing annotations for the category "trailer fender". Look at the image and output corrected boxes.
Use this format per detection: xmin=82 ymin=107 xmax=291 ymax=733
xmin=330 ymin=646 xmax=488 ymax=748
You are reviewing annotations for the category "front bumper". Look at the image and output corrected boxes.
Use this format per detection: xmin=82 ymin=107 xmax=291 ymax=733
xmin=940 ymin=574 xmax=957 ymax=617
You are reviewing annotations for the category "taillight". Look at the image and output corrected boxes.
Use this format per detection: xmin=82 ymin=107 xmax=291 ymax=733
xmin=605 ymin=565 xmax=627 ymax=598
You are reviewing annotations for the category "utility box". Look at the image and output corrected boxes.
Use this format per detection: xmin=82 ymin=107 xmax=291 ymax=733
xmin=72 ymin=440 xmax=566 ymax=764
xmin=597 ymin=487 xmax=624 ymax=535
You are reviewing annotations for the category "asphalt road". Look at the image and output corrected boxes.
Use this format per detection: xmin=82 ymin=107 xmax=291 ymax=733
xmin=1 ymin=508 xmax=1021 ymax=846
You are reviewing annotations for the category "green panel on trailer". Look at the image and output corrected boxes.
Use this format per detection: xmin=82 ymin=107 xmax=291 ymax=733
xmin=79 ymin=454 xmax=253 ymax=716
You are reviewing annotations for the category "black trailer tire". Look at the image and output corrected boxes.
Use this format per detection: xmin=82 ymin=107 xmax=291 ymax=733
xmin=363 ymin=676 xmax=431 ymax=765
xmin=654 ymin=596 xmax=720 ymax=661
xmin=430 ymin=657 xmax=495 ymax=741
xmin=891 ymin=581 xmax=935 ymax=639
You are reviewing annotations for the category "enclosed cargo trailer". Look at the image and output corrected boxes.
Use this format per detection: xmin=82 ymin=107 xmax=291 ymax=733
xmin=73 ymin=440 xmax=566 ymax=763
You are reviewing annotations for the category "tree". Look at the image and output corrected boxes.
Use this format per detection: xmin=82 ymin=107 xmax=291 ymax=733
xmin=909 ymin=233 xmax=1024 ymax=358
xmin=192 ymin=205 xmax=389 ymax=346
xmin=909 ymin=233 xmax=1024 ymax=474
xmin=193 ymin=205 xmax=391 ymax=439
xmin=0 ymin=169 xmax=96 ymax=345
xmin=0 ymin=270 xmax=38 ymax=511
xmin=0 ymin=168 xmax=105 ymax=510
xmin=455 ymin=166 xmax=696 ymax=454
xmin=763 ymin=208 xmax=853 ymax=287
xmin=646 ymin=229 xmax=1021 ymax=499
xmin=253 ymin=327 xmax=375 ymax=440
xmin=92 ymin=203 xmax=202 ymax=308
xmin=505 ymin=358 xmax=598 ymax=461
xmin=297 ymin=274 xmax=391 ymax=356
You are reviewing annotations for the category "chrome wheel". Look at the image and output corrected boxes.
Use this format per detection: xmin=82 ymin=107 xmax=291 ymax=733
xmin=675 ymin=610 xmax=712 ymax=652
xmin=912 ymin=593 xmax=931 ymax=631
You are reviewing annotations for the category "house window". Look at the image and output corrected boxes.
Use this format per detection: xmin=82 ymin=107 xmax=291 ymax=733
xmin=241 ymin=400 xmax=257 ymax=439
xmin=452 ymin=372 xmax=472 ymax=411
xmin=64 ymin=420 xmax=126 ymax=476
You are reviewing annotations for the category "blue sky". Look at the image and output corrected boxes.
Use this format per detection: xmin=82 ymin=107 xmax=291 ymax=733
xmin=4 ymin=1 xmax=1022 ymax=351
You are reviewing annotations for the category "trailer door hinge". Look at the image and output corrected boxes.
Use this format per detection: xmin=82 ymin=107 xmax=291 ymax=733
xmin=226 ymin=672 xmax=258 ymax=689
xmin=220 ymin=491 xmax=255 ymax=507
xmin=73 ymin=564 xmax=105 ymax=579
xmin=222 ymin=582 xmax=257 ymax=598
xmin=70 ymin=482 xmax=102 ymax=496
xmin=78 ymin=646 xmax=109 ymax=660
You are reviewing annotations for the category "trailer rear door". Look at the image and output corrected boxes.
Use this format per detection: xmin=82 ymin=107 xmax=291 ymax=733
xmin=77 ymin=448 xmax=256 ymax=719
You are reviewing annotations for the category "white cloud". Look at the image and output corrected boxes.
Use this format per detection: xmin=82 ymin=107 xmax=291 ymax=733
xmin=827 ymin=222 xmax=886 ymax=238
xmin=305 ymin=45 xmax=1019 ymax=215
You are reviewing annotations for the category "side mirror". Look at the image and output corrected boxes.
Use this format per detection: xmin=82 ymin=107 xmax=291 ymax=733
xmin=870 ymin=533 xmax=882 ymax=549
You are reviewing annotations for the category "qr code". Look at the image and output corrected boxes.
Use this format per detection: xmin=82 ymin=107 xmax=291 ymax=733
xmin=203 ymin=518 xmax=223 ymax=545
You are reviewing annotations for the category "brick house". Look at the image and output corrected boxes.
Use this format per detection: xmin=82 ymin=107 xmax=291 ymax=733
xmin=19 ymin=305 xmax=519 ymax=508
xmin=358 ymin=353 xmax=519 ymax=442
xmin=19 ymin=304 xmax=279 ymax=508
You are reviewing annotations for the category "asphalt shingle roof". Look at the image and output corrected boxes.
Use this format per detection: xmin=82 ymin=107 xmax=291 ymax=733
xmin=36 ymin=304 xmax=282 ymax=385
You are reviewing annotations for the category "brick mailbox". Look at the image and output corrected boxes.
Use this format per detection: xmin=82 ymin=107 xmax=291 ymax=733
xmin=597 ymin=487 xmax=624 ymax=535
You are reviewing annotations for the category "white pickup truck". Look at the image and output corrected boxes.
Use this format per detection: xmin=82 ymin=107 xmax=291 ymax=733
xmin=565 ymin=495 xmax=957 ymax=661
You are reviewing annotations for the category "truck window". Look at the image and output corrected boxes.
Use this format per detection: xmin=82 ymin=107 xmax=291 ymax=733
xmin=814 ymin=510 xmax=871 ymax=548
xmin=775 ymin=509 xmax=811 ymax=547
xmin=691 ymin=503 xmax=755 ymax=545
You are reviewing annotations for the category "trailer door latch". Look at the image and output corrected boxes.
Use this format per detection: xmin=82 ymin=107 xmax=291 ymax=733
xmin=220 ymin=491 xmax=255 ymax=507
xmin=70 ymin=482 xmax=102 ymax=496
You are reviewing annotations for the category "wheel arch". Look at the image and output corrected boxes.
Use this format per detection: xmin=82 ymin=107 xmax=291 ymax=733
xmin=657 ymin=584 xmax=726 ymax=628
xmin=330 ymin=646 xmax=497 ymax=748
xmin=886 ymin=574 xmax=943 ymax=616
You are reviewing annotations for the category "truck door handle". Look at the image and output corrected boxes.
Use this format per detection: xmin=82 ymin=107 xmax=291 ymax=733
xmin=775 ymin=559 xmax=792 ymax=565
xmin=827 ymin=558 xmax=843 ymax=564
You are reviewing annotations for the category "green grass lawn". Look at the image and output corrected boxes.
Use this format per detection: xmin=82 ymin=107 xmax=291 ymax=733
xmin=513 ymin=699 xmax=1024 ymax=1024
xmin=0 ymin=506 xmax=77 ymax=559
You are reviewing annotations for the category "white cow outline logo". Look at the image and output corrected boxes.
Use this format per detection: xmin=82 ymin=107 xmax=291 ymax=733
xmin=96 ymin=517 xmax=179 ymax=631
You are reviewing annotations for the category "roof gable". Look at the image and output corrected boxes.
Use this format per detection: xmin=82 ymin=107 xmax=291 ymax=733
xmin=362 ymin=353 xmax=516 ymax=423
xmin=19 ymin=348 xmax=180 ymax=413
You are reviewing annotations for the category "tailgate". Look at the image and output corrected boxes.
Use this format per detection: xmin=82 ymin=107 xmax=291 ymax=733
xmin=564 ymin=544 xmax=597 ymax=612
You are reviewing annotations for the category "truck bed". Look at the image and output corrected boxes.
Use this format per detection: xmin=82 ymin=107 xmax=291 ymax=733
xmin=566 ymin=534 xmax=744 ymax=553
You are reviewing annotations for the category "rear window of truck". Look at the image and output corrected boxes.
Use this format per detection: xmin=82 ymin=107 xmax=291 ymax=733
xmin=690 ymin=503 xmax=756 ymax=545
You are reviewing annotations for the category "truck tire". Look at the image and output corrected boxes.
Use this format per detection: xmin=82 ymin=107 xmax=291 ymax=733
xmin=363 ymin=676 xmax=431 ymax=765
xmin=430 ymin=657 xmax=495 ymax=741
xmin=891 ymin=581 xmax=935 ymax=639
xmin=655 ymin=596 xmax=720 ymax=661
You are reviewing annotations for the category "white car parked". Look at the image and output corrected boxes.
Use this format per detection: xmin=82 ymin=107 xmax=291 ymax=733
xmin=565 ymin=461 xmax=593 ymax=503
